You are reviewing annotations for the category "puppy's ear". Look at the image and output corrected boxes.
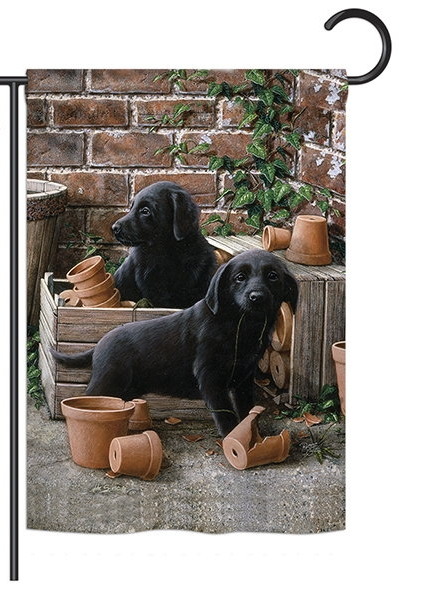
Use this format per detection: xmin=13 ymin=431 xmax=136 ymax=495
xmin=205 ymin=262 xmax=228 ymax=315
xmin=283 ymin=270 xmax=299 ymax=313
xmin=171 ymin=188 xmax=200 ymax=241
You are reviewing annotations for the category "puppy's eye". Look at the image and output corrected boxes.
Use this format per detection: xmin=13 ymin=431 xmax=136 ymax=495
xmin=234 ymin=272 xmax=247 ymax=283
xmin=140 ymin=206 xmax=151 ymax=217
xmin=268 ymin=271 xmax=279 ymax=281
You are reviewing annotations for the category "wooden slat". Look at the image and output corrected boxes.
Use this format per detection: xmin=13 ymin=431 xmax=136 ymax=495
xmin=38 ymin=343 xmax=57 ymax=418
xmin=133 ymin=308 xmax=180 ymax=322
xmin=57 ymin=307 xmax=134 ymax=342
xmin=40 ymin=277 xmax=58 ymax=339
xmin=321 ymin=279 xmax=346 ymax=388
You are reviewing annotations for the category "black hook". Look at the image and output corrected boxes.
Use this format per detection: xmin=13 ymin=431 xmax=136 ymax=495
xmin=324 ymin=8 xmax=391 ymax=85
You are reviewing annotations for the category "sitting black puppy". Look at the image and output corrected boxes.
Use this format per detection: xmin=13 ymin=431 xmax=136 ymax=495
xmin=112 ymin=181 xmax=216 ymax=307
xmin=51 ymin=250 xmax=298 ymax=437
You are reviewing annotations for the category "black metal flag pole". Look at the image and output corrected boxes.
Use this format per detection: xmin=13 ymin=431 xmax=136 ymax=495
xmin=1 ymin=74 xmax=28 ymax=582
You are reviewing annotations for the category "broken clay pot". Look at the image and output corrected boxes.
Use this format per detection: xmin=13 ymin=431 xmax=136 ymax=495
xmin=128 ymin=399 xmax=153 ymax=431
xmin=332 ymin=341 xmax=346 ymax=416
xmin=59 ymin=289 xmax=82 ymax=307
xmin=222 ymin=406 xmax=290 ymax=470
xmin=262 ymin=225 xmax=292 ymax=252
xmin=66 ymin=255 xmax=106 ymax=290
xmin=269 ymin=351 xmax=290 ymax=389
xmin=271 ymin=302 xmax=294 ymax=351
xmin=120 ymin=300 xmax=136 ymax=308
xmin=109 ymin=430 xmax=163 ymax=480
xmin=285 ymin=215 xmax=332 ymax=265
xmin=74 ymin=272 xmax=115 ymax=306
xmin=61 ymin=396 xmax=135 ymax=469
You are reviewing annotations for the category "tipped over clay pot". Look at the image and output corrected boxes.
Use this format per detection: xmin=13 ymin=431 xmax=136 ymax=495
xmin=285 ymin=215 xmax=332 ymax=265
xmin=109 ymin=431 xmax=163 ymax=480
xmin=74 ymin=272 xmax=115 ymax=306
xmin=262 ymin=226 xmax=292 ymax=252
xmin=222 ymin=406 xmax=290 ymax=470
xmin=214 ymin=249 xmax=233 ymax=265
xmin=59 ymin=289 xmax=82 ymax=307
xmin=128 ymin=399 xmax=153 ymax=432
xmin=332 ymin=341 xmax=346 ymax=416
xmin=271 ymin=302 xmax=294 ymax=351
xmin=66 ymin=255 xmax=106 ymax=290
xmin=61 ymin=396 xmax=135 ymax=469
xmin=269 ymin=351 xmax=290 ymax=389
xmin=92 ymin=288 xmax=121 ymax=308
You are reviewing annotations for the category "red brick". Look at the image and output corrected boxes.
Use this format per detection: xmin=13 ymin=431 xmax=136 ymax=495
xmin=134 ymin=173 xmax=217 ymax=207
xmin=180 ymin=132 xmax=252 ymax=167
xmin=27 ymin=132 xmax=84 ymax=167
xmin=220 ymin=99 xmax=246 ymax=127
xmin=27 ymin=70 xmax=84 ymax=92
xmin=327 ymin=198 xmax=346 ymax=238
xmin=298 ymin=145 xmax=345 ymax=195
xmin=137 ymin=99 xmax=215 ymax=128
xmin=89 ymin=70 xmax=171 ymax=93
xmin=293 ymin=106 xmax=331 ymax=146
xmin=179 ymin=69 xmax=248 ymax=94
xmin=27 ymin=171 xmax=46 ymax=180
xmin=200 ymin=210 xmax=251 ymax=234
xmin=53 ymin=99 xmax=128 ymax=127
xmin=91 ymin=132 xmax=172 ymax=167
xmin=26 ymin=98 xmax=48 ymax=127
xmin=58 ymin=208 xmax=86 ymax=243
xmin=332 ymin=111 xmax=346 ymax=152
xmin=54 ymin=246 xmax=87 ymax=278
xmin=297 ymin=72 xmax=347 ymax=111
xmin=87 ymin=208 xmax=128 ymax=243
xmin=50 ymin=172 xmax=129 ymax=207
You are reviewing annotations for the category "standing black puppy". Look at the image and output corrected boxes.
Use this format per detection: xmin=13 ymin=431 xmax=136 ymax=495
xmin=51 ymin=250 xmax=298 ymax=437
xmin=112 ymin=181 xmax=216 ymax=307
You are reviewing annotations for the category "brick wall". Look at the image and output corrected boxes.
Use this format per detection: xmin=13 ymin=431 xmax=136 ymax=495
xmin=26 ymin=69 xmax=347 ymax=275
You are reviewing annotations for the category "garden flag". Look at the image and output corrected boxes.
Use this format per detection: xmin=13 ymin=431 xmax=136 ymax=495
xmin=26 ymin=69 xmax=346 ymax=534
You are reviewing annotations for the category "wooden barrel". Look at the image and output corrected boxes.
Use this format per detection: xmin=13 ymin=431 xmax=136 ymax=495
xmin=27 ymin=179 xmax=68 ymax=326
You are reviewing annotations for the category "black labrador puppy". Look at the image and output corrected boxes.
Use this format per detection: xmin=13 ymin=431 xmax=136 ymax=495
xmin=112 ymin=181 xmax=216 ymax=307
xmin=52 ymin=250 xmax=298 ymax=437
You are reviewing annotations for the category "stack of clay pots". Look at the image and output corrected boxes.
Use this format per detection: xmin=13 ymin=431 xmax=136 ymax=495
xmin=65 ymin=256 xmax=121 ymax=308
xmin=258 ymin=302 xmax=294 ymax=390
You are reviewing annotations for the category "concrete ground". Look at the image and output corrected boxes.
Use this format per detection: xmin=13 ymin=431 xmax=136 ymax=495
xmin=27 ymin=397 xmax=345 ymax=534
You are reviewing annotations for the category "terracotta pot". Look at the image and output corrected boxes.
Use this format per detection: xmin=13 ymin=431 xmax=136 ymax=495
xmin=271 ymin=302 xmax=293 ymax=351
xmin=262 ymin=226 xmax=292 ymax=252
xmin=223 ymin=406 xmax=290 ymax=470
xmin=59 ymin=289 xmax=82 ymax=307
xmin=92 ymin=288 xmax=121 ymax=308
xmin=74 ymin=273 xmax=115 ymax=306
xmin=269 ymin=351 xmax=290 ymax=389
xmin=214 ymin=249 xmax=232 ymax=265
xmin=61 ymin=396 xmax=135 ymax=469
xmin=66 ymin=256 xmax=106 ymax=290
xmin=285 ymin=215 xmax=332 ymax=265
xmin=332 ymin=341 xmax=346 ymax=416
xmin=258 ymin=347 xmax=272 ymax=374
xmin=128 ymin=399 xmax=153 ymax=431
xmin=109 ymin=431 xmax=163 ymax=480
xmin=120 ymin=300 xmax=136 ymax=308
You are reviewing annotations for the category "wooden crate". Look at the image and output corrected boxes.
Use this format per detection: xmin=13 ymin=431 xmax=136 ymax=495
xmin=206 ymin=235 xmax=346 ymax=403
xmin=38 ymin=273 xmax=210 ymax=420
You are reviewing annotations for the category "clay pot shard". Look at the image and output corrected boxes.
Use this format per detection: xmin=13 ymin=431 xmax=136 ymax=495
xmin=332 ymin=341 xmax=346 ymax=416
xmin=285 ymin=215 xmax=332 ymax=266
xmin=222 ymin=406 xmax=290 ymax=470
xmin=271 ymin=302 xmax=293 ymax=351
xmin=66 ymin=255 xmax=106 ymax=290
xmin=128 ymin=399 xmax=153 ymax=432
xmin=262 ymin=226 xmax=292 ymax=252
xmin=109 ymin=431 xmax=163 ymax=481
xmin=269 ymin=351 xmax=290 ymax=390
xmin=59 ymin=289 xmax=82 ymax=307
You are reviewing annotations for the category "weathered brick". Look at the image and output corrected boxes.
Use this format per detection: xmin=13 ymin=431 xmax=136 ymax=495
xmin=89 ymin=70 xmax=171 ymax=93
xmin=297 ymin=72 xmax=347 ymax=111
xmin=58 ymin=208 xmax=86 ymax=243
xmin=327 ymin=198 xmax=346 ymax=238
xmin=136 ymin=99 xmax=215 ymax=128
xmin=332 ymin=111 xmax=346 ymax=152
xmin=27 ymin=132 xmax=84 ymax=167
xmin=87 ymin=208 xmax=128 ymax=243
xmin=178 ymin=69 xmax=247 ymax=94
xmin=200 ymin=210 xmax=251 ymax=234
xmin=298 ymin=145 xmax=345 ymax=195
xmin=50 ymin=172 xmax=129 ymax=207
xmin=27 ymin=170 xmax=46 ymax=180
xmin=26 ymin=98 xmax=48 ymax=127
xmin=91 ymin=132 xmax=172 ymax=167
xmin=220 ymin=99 xmax=246 ymax=128
xmin=293 ymin=106 xmax=331 ymax=146
xmin=27 ymin=70 xmax=84 ymax=93
xmin=180 ymin=132 xmax=252 ymax=167
xmin=52 ymin=98 xmax=128 ymax=127
xmin=134 ymin=173 xmax=217 ymax=206
xmin=55 ymin=246 xmax=87 ymax=278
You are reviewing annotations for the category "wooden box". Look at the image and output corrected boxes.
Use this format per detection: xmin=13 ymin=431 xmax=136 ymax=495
xmin=38 ymin=273 xmax=210 ymax=420
xmin=206 ymin=235 xmax=346 ymax=404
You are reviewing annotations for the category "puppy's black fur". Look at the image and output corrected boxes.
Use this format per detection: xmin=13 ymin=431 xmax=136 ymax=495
xmin=112 ymin=181 xmax=216 ymax=307
xmin=51 ymin=250 xmax=298 ymax=437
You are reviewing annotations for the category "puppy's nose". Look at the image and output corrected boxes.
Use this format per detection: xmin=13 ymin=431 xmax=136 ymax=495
xmin=112 ymin=222 xmax=121 ymax=235
xmin=249 ymin=291 xmax=264 ymax=304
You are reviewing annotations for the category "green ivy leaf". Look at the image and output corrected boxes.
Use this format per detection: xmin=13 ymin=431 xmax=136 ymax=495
xmin=216 ymin=223 xmax=234 ymax=236
xmin=245 ymin=69 xmax=266 ymax=85
xmin=208 ymin=82 xmax=223 ymax=96
xmin=247 ymin=141 xmax=267 ymax=160
xmin=259 ymin=89 xmax=274 ymax=106
xmin=317 ymin=200 xmax=329 ymax=215
xmin=271 ymin=209 xmax=291 ymax=220
xmin=273 ymin=181 xmax=292 ymax=203
xmin=285 ymin=132 xmax=301 ymax=150
xmin=270 ymin=85 xmax=289 ymax=101
xmin=253 ymin=122 xmax=273 ymax=139
xmin=257 ymin=189 xmax=274 ymax=212
xmin=298 ymin=184 xmax=313 ymax=200
xmin=203 ymin=213 xmax=224 ymax=225
xmin=319 ymin=188 xmax=333 ymax=198
xmin=272 ymin=158 xmax=290 ymax=176
xmin=238 ymin=112 xmax=258 ymax=128
xmin=232 ymin=188 xmax=255 ymax=208
xmin=260 ymin=163 xmax=276 ymax=184
xmin=232 ymin=170 xmax=248 ymax=185
xmin=188 ymin=142 xmax=210 ymax=154
xmin=245 ymin=213 xmax=261 ymax=229
xmin=209 ymin=156 xmax=224 ymax=170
